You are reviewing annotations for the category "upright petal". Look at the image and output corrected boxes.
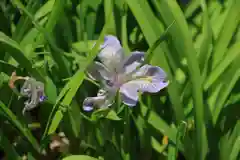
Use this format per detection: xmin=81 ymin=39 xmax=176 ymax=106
xmin=100 ymin=35 xmax=121 ymax=50
xmin=122 ymin=51 xmax=145 ymax=74
xmin=98 ymin=35 xmax=125 ymax=69
xmin=87 ymin=61 xmax=112 ymax=81
xmin=131 ymin=65 xmax=169 ymax=93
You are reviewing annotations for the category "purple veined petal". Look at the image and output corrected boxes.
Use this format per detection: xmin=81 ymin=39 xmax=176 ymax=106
xmin=131 ymin=64 xmax=169 ymax=93
xmin=87 ymin=61 xmax=112 ymax=81
xmin=122 ymin=51 xmax=145 ymax=74
xmin=98 ymin=35 xmax=125 ymax=69
xmin=119 ymin=82 xmax=139 ymax=106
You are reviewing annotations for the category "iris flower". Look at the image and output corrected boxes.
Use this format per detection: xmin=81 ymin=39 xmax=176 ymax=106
xmin=83 ymin=35 xmax=169 ymax=111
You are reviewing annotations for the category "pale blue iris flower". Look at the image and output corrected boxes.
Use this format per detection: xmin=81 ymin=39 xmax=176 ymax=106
xmin=83 ymin=35 xmax=169 ymax=111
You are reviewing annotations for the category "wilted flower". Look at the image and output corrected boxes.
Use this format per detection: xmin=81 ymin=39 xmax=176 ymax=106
xmin=20 ymin=77 xmax=46 ymax=114
xmin=9 ymin=72 xmax=46 ymax=114
xmin=83 ymin=35 xmax=169 ymax=111
xmin=9 ymin=71 xmax=26 ymax=89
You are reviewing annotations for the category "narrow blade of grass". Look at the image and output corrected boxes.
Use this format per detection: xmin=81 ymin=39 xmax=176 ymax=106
xmin=204 ymin=42 xmax=240 ymax=90
xmin=213 ymin=61 xmax=240 ymax=125
xmin=211 ymin=0 xmax=240 ymax=68
xmin=62 ymin=155 xmax=98 ymax=160
xmin=230 ymin=136 xmax=240 ymax=160
xmin=168 ymin=144 xmax=177 ymax=160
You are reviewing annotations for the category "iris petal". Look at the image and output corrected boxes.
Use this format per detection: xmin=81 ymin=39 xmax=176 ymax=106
xmin=83 ymin=96 xmax=105 ymax=111
xmin=98 ymin=35 xmax=125 ymax=69
xmin=87 ymin=61 xmax=112 ymax=81
xmin=122 ymin=51 xmax=145 ymax=74
xmin=119 ymin=83 xmax=139 ymax=106
xmin=132 ymin=65 xmax=169 ymax=93
xmin=82 ymin=89 xmax=115 ymax=111
xmin=119 ymin=65 xmax=168 ymax=107
xmin=100 ymin=35 xmax=121 ymax=50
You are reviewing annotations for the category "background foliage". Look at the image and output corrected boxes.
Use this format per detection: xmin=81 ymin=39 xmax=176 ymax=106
xmin=0 ymin=0 xmax=240 ymax=159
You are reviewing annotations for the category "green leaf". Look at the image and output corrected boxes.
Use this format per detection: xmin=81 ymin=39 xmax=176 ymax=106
xmin=62 ymin=155 xmax=99 ymax=160
xmin=45 ymin=77 xmax=57 ymax=103
xmin=198 ymin=0 xmax=212 ymax=76
xmin=211 ymin=0 xmax=240 ymax=68
xmin=34 ymin=0 xmax=55 ymax=21
xmin=151 ymin=137 xmax=167 ymax=154
xmin=168 ymin=144 xmax=177 ymax=160
xmin=105 ymin=110 xmax=121 ymax=121
xmin=213 ymin=61 xmax=240 ymax=125
xmin=204 ymin=42 xmax=240 ymax=90
xmin=104 ymin=0 xmax=116 ymax=34
xmin=140 ymin=103 xmax=184 ymax=152
xmin=230 ymin=136 xmax=240 ymax=160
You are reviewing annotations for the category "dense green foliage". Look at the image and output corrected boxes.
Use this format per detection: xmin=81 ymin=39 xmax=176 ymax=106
xmin=0 ymin=0 xmax=240 ymax=159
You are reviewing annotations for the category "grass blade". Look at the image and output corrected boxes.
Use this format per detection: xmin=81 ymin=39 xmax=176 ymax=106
xmin=213 ymin=61 xmax=240 ymax=124
xmin=230 ymin=136 xmax=240 ymax=160
xmin=211 ymin=0 xmax=240 ymax=68
xmin=204 ymin=42 xmax=240 ymax=90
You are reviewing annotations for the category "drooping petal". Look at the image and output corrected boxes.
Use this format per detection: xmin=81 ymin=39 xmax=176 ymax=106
xmin=83 ymin=89 xmax=115 ymax=111
xmin=39 ymin=95 xmax=47 ymax=102
xmin=86 ymin=61 xmax=112 ymax=81
xmin=35 ymin=80 xmax=46 ymax=102
xmin=98 ymin=35 xmax=125 ymax=69
xmin=119 ymin=82 xmax=139 ymax=106
xmin=20 ymin=78 xmax=46 ymax=115
xmin=131 ymin=64 xmax=169 ymax=93
xmin=22 ymin=88 xmax=41 ymax=114
xmin=119 ymin=65 xmax=168 ymax=107
xmin=83 ymin=95 xmax=106 ymax=111
xmin=122 ymin=51 xmax=145 ymax=74
xmin=20 ymin=78 xmax=33 ymax=97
